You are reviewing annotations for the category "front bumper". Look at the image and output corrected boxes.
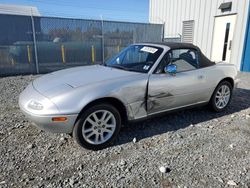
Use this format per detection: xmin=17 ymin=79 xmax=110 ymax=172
xmin=234 ymin=78 xmax=240 ymax=88
xmin=20 ymin=106 xmax=77 ymax=133
xmin=19 ymin=83 xmax=78 ymax=133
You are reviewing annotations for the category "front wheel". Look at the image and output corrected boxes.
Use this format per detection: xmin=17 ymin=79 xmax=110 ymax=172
xmin=209 ymin=81 xmax=233 ymax=112
xmin=73 ymin=103 xmax=121 ymax=150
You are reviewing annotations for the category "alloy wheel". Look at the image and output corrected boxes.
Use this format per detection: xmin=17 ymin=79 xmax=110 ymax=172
xmin=215 ymin=85 xmax=231 ymax=109
xmin=82 ymin=110 xmax=116 ymax=145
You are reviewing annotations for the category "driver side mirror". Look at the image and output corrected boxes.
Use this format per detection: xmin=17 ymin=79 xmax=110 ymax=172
xmin=116 ymin=57 xmax=120 ymax=64
xmin=164 ymin=64 xmax=177 ymax=75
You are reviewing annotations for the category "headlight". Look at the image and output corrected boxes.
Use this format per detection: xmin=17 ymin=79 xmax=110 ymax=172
xmin=28 ymin=100 xmax=43 ymax=110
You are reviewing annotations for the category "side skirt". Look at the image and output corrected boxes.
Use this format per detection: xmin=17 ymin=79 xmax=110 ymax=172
xmin=128 ymin=102 xmax=208 ymax=123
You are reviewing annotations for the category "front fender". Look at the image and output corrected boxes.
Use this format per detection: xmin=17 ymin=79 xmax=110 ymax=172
xmin=50 ymin=75 xmax=148 ymax=119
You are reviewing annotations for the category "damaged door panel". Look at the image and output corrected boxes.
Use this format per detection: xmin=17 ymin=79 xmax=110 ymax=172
xmin=147 ymin=70 xmax=208 ymax=115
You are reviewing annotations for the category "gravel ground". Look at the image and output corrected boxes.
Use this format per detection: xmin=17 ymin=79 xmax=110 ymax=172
xmin=0 ymin=73 xmax=250 ymax=188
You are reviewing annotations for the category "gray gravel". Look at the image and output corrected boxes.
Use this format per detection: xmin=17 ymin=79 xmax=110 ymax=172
xmin=0 ymin=73 xmax=250 ymax=188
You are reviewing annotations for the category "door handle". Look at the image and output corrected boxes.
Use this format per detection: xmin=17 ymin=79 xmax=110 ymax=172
xmin=229 ymin=40 xmax=232 ymax=50
xmin=198 ymin=75 xmax=204 ymax=79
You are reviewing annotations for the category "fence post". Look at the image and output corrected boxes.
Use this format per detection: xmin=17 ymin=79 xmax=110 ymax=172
xmin=31 ymin=15 xmax=39 ymax=74
xmin=101 ymin=16 xmax=105 ymax=63
xmin=91 ymin=45 xmax=95 ymax=63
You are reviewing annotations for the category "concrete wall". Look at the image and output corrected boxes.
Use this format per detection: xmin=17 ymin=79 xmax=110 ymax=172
xmin=149 ymin=0 xmax=250 ymax=70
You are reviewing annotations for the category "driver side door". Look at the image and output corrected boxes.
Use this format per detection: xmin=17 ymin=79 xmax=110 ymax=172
xmin=147 ymin=48 xmax=208 ymax=115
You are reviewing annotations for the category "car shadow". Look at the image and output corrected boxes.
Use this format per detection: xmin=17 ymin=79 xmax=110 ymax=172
xmin=114 ymin=88 xmax=250 ymax=146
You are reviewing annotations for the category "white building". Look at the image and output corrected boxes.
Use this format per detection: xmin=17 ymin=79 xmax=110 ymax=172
xmin=0 ymin=3 xmax=40 ymax=16
xmin=149 ymin=0 xmax=250 ymax=72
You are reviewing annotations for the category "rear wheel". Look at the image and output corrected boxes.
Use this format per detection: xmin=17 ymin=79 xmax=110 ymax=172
xmin=209 ymin=81 xmax=232 ymax=112
xmin=73 ymin=103 xmax=121 ymax=150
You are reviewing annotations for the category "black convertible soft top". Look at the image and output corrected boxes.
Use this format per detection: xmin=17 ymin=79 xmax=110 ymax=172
xmin=150 ymin=42 xmax=215 ymax=68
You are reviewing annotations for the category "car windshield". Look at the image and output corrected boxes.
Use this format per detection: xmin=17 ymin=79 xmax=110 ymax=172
xmin=104 ymin=45 xmax=163 ymax=73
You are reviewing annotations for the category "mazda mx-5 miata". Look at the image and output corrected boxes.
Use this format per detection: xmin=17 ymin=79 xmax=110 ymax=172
xmin=19 ymin=42 xmax=239 ymax=150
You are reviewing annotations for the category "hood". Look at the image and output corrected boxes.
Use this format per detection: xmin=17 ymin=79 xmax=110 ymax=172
xmin=33 ymin=65 xmax=141 ymax=97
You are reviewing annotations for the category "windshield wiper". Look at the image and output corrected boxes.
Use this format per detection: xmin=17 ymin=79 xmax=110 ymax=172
xmin=109 ymin=64 xmax=129 ymax=70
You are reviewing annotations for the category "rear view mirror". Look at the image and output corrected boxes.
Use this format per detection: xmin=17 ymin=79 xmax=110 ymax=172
xmin=164 ymin=64 xmax=177 ymax=75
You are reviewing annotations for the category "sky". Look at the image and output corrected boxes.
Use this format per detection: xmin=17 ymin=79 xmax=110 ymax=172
xmin=0 ymin=0 xmax=149 ymax=23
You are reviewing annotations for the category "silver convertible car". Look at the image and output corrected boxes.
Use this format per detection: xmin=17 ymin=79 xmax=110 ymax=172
xmin=19 ymin=42 xmax=239 ymax=150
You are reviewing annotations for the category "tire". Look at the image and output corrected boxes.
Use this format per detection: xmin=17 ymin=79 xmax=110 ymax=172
xmin=73 ymin=103 xmax=121 ymax=150
xmin=209 ymin=81 xmax=233 ymax=112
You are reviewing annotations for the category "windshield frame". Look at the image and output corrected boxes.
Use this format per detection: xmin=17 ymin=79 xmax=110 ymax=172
xmin=103 ymin=44 xmax=164 ymax=73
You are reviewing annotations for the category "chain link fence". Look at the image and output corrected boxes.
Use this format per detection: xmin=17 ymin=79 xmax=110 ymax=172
xmin=0 ymin=14 xmax=163 ymax=76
